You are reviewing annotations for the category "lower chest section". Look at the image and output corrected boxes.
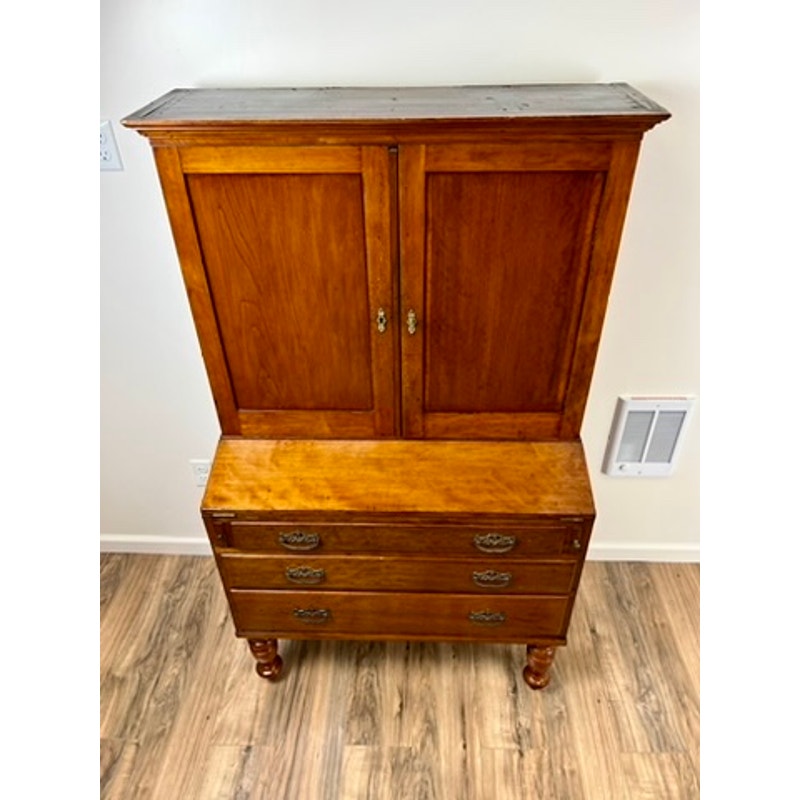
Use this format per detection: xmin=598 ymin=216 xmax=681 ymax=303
xmin=205 ymin=515 xmax=593 ymax=644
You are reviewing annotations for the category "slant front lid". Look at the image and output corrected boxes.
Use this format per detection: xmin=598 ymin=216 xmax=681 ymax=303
xmin=202 ymin=439 xmax=595 ymax=518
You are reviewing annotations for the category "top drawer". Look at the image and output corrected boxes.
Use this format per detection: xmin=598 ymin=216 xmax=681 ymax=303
xmin=206 ymin=519 xmax=589 ymax=558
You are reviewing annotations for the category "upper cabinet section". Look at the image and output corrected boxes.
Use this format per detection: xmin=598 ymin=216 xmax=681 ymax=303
xmin=123 ymin=85 xmax=669 ymax=440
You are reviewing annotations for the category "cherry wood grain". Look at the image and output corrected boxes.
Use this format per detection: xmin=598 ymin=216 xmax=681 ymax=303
xmin=201 ymin=439 xmax=592 ymax=675
xmin=153 ymin=144 xmax=396 ymax=438
xmin=119 ymin=85 xmax=670 ymax=707
xmin=397 ymin=145 xmax=426 ymax=438
xmin=396 ymin=138 xmax=625 ymax=439
xmin=247 ymin=638 xmax=283 ymax=680
xmin=217 ymin=553 xmax=578 ymax=594
xmin=199 ymin=439 xmax=593 ymax=679
xmin=189 ymin=172 xmax=374 ymax=412
xmin=236 ymin=409 xmax=387 ymax=438
xmin=228 ymin=589 xmax=570 ymax=641
xmin=201 ymin=438 xmax=595 ymax=519
xmin=127 ymin=86 xmax=668 ymax=441
xmin=423 ymin=169 xmax=602 ymax=414
xmin=559 ymin=140 xmax=643 ymax=437
xmin=523 ymin=644 xmax=557 ymax=689
xmin=151 ymin=147 xmax=241 ymax=433
xmin=179 ymin=145 xmax=363 ymax=173
xmin=424 ymin=141 xmax=612 ymax=171
xmin=361 ymin=146 xmax=399 ymax=436
xmin=211 ymin=520 xmax=588 ymax=557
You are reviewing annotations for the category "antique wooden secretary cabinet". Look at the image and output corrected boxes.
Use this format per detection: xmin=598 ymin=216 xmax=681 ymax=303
xmin=123 ymin=84 xmax=669 ymax=689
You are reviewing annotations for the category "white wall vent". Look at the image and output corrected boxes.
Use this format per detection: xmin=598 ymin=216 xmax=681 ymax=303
xmin=602 ymin=396 xmax=694 ymax=477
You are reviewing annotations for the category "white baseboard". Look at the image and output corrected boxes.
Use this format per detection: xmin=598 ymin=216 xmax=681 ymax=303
xmin=100 ymin=534 xmax=212 ymax=556
xmin=101 ymin=533 xmax=698 ymax=563
xmin=587 ymin=542 xmax=699 ymax=563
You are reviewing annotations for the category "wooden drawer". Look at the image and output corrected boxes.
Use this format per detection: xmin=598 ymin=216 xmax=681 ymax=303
xmin=218 ymin=553 xmax=578 ymax=594
xmin=227 ymin=589 xmax=571 ymax=641
xmin=209 ymin=520 xmax=588 ymax=558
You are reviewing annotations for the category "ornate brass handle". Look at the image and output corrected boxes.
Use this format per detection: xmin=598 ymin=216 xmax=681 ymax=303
xmin=407 ymin=309 xmax=418 ymax=335
xmin=469 ymin=610 xmax=507 ymax=626
xmin=473 ymin=533 xmax=517 ymax=554
xmin=376 ymin=308 xmax=388 ymax=334
xmin=285 ymin=566 xmax=326 ymax=585
xmin=472 ymin=569 xmax=512 ymax=589
xmin=278 ymin=531 xmax=321 ymax=551
xmin=292 ymin=608 xmax=332 ymax=624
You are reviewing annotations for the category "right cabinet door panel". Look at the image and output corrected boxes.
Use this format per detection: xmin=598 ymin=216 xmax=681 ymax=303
xmin=400 ymin=143 xmax=612 ymax=440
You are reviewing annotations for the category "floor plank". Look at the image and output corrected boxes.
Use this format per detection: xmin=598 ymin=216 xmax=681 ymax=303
xmin=100 ymin=555 xmax=699 ymax=799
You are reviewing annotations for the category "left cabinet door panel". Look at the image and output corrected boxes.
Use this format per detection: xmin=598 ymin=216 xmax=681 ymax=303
xmin=153 ymin=145 xmax=397 ymax=438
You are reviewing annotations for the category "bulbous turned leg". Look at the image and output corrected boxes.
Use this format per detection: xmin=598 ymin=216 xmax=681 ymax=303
xmin=523 ymin=643 xmax=556 ymax=690
xmin=247 ymin=638 xmax=283 ymax=681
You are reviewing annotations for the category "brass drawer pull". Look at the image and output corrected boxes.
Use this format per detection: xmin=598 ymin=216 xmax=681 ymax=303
xmin=472 ymin=569 xmax=512 ymax=589
xmin=469 ymin=610 xmax=507 ymax=626
xmin=473 ymin=533 xmax=517 ymax=554
xmin=571 ymin=538 xmax=583 ymax=551
xmin=278 ymin=531 xmax=321 ymax=551
xmin=292 ymin=608 xmax=331 ymax=624
xmin=285 ymin=566 xmax=326 ymax=585
xmin=407 ymin=309 xmax=418 ymax=335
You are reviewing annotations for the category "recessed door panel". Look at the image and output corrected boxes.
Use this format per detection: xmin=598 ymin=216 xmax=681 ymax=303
xmin=400 ymin=144 xmax=607 ymax=439
xmin=178 ymin=146 xmax=397 ymax=438
xmin=425 ymin=171 xmax=599 ymax=413
xmin=189 ymin=173 xmax=372 ymax=411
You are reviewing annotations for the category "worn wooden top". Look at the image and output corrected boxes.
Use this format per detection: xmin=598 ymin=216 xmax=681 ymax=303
xmin=202 ymin=439 xmax=595 ymax=519
xmin=122 ymin=84 xmax=669 ymax=142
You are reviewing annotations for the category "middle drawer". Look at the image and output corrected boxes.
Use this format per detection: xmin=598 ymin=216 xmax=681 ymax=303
xmin=217 ymin=553 xmax=578 ymax=595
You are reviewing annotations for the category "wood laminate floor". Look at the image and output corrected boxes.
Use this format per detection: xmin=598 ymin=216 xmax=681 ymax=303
xmin=100 ymin=554 xmax=699 ymax=799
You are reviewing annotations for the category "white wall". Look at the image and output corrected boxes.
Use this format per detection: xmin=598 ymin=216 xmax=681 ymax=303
xmin=100 ymin=0 xmax=699 ymax=559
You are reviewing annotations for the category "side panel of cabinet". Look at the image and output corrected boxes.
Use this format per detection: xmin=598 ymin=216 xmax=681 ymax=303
xmin=399 ymin=142 xmax=635 ymax=440
xmin=153 ymin=145 xmax=397 ymax=438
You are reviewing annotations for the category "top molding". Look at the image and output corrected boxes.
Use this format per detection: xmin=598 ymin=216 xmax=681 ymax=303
xmin=122 ymin=83 xmax=670 ymax=145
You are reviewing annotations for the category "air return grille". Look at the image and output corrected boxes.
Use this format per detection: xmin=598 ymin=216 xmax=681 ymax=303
xmin=602 ymin=396 xmax=694 ymax=477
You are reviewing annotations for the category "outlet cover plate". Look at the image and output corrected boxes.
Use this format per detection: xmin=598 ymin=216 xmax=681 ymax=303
xmin=189 ymin=459 xmax=211 ymax=487
xmin=100 ymin=120 xmax=123 ymax=171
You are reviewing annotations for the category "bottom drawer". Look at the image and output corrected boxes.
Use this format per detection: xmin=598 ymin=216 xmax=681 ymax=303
xmin=228 ymin=589 xmax=571 ymax=642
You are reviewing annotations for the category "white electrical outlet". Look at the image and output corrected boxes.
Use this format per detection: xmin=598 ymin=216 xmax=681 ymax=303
xmin=100 ymin=120 xmax=123 ymax=171
xmin=190 ymin=459 xmax=211 ymax=487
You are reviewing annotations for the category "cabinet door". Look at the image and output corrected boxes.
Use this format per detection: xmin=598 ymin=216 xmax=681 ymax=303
xmin=399 ymin=142 xmax=633 ymax=439
xmin=155 ymin=145 xmax=397 ymax=437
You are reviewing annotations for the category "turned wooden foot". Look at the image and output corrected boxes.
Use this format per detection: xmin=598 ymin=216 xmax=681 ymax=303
xmin=523 ymin=644 xmax=556 ymax=690
xmin=247 ymin=638 xmax=283 ymax=681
